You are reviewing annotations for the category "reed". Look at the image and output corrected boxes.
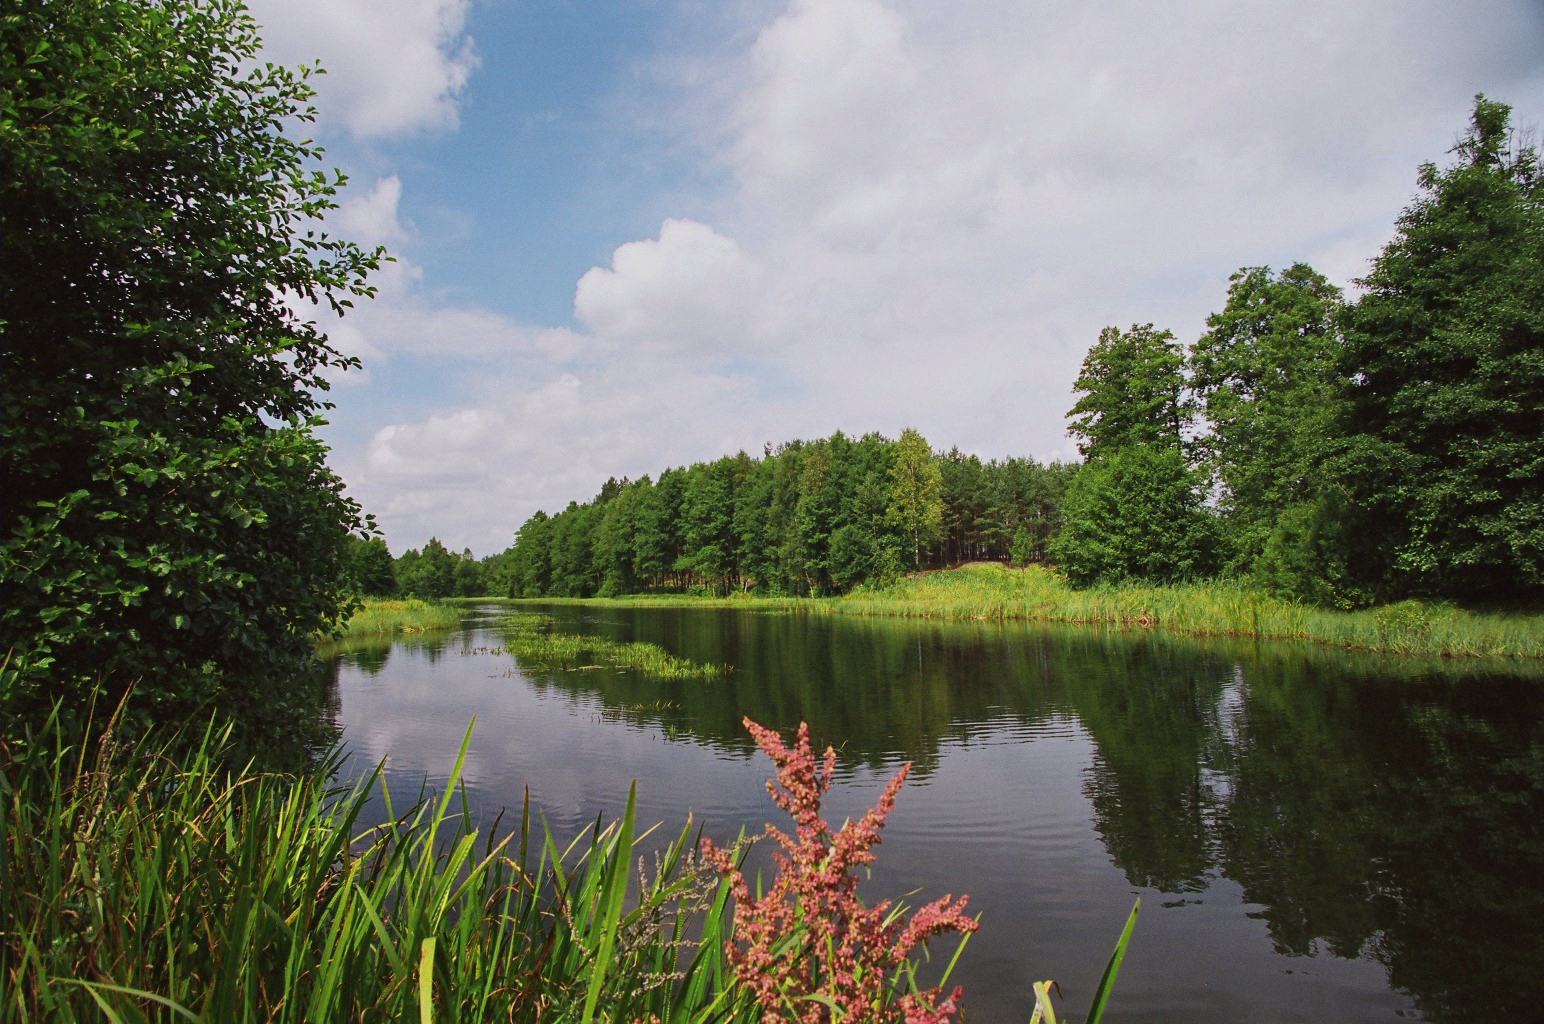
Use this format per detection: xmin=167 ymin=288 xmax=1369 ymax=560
xmin=336 ymin=598 xmax=463 ymax=639
xmin=1 ymin=718 xmax=743 ymax=1024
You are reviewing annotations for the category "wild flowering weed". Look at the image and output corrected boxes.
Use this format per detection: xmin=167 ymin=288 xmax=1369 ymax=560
xmin=702 ymin=717 xmax=977 ymax=1024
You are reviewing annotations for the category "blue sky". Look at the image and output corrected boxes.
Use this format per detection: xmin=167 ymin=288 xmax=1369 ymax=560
xmin=247 ymin=0 xmax=1543 ymax=555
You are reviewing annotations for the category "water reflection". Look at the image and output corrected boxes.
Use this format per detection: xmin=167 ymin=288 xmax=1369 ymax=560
xmin=329 ymin=605 xmax=1544 ymax=1024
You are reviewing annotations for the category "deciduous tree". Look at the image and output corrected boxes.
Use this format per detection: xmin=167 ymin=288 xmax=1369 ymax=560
xmin=1050 ymin=443 xmax=1218 ymax=587
xmin=1 ymin=0 xmax=381 ymax=735
xmin=1191 ymin=264 xmax=1344 ymax=572
xmin=1067 ymin=324 xmax=1193 ymax=459
xmin=886 ymin=428 xmax=943 ymax=568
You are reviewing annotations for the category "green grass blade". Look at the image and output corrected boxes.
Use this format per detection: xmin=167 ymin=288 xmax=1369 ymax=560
xmin=65 ymin=980 xmax=205 ymax=1024
xmin=580 ymin=781 xmax=636 ymax=1024
xmin=419 ymin=936 xmax=437 ymax=1024
xmin=1084 ymin=898 xmax=1139 ymax=1024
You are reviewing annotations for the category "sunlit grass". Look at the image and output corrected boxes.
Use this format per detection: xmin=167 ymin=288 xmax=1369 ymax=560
xmin=822 ymin=564 xmax=1544 ymax=659
xmin=337 ymin=598 xmax=462 ymax=638
xmin=517 ymin=564 xmax=1544 ymax=661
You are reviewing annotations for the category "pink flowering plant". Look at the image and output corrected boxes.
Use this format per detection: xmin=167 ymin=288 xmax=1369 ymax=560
xmin=701 ymin=717 xmax=978 ymax=1024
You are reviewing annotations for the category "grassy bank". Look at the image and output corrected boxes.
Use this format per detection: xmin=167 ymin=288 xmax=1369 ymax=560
xmin=511 ymin=564 xmax=1544 ymax=661
xmin=336 ymin=597 xmax=462 ymax=639
xmin=826 ymin=564 xmax=1544 ymax=659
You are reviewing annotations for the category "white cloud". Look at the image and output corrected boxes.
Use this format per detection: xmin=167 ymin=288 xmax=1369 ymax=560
xmin=317 ymin=0 xmax=1544 ymax=552
xmin=333 ymin=175 xmax=410 ymax=248
xmin=246 ymin=0 xmax=476 ymax=139
xmin=574 ymin=219 xmax=764 ymax=355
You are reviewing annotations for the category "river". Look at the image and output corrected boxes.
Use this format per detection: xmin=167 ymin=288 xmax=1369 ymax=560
xmin=325 ymin=603 xmax=1543 ymax=1023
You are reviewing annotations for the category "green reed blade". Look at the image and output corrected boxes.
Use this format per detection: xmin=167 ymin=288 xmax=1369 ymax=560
xmin=418 ymin=936 xmax=437 ymax=1024
xmin=1084 ymin=898 xmax=1138 ymax=1024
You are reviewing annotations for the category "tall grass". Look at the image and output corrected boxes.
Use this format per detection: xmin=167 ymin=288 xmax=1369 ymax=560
xmin=337 ymin=598 xmax=463 ymax=639
xmin=1 ymin=719 xmax=741 ymax=1024
xmin=3 ymin=710 xmax=1140 ymax=1023
xmin=817 ymin=564 xmax=1544 ymax=659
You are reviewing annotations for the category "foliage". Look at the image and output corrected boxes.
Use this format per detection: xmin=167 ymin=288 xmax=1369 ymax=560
xmin=887 ymin=428 xmax=945 ymax=568
xmin=1010 ymin=526 xmax=1036 ymax=568
xmin=1250 ymin=491 xmax=1364 ymax=608
xmin=1066 ymin=324 xmax=1193 ymax=459
xmin=346 ymin=536 xmax=398 ymax=596
xmin=701 ymin=718 xmax=977 ymax=1024
xmin=502 ymin=432 xmax=1072 ymax=599
xmin=1190 ymin=264 xmax=1345 ymax=573
xmin=1051 ymin=443 xmax=1219 ymax=587
xmin=394 ymin=537 xmax=487 ymax=599
xmin=1337 ymin=95 xmax=1544 ymax=604
xmin=0 ymin=0 xmax=379 ymax=738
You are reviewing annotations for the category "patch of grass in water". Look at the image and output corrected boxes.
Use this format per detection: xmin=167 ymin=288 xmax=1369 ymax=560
xmin=497 ymin=613 xmax=729 ymax=681
xmin=336 ymin=597 xmax=461 ymax=638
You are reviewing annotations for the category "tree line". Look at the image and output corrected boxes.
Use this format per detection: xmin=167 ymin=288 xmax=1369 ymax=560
xmin=380 ymin=96 xmax=1540 ymax=610
xmin=351 ymin=432 xmax=1077 ymax=598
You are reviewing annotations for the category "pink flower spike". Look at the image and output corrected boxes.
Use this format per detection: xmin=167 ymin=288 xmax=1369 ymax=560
xmin=704 ymin=718 xmax=977 ymax=1024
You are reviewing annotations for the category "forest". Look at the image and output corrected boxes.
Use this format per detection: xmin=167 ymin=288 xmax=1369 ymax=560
xmin=371 ymin=95 xmax=1542 ymax=611
xmin=363 ymin=433 xmax=1076 ymax=600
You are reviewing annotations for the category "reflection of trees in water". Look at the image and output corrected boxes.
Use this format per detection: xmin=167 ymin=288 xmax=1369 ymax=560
xmin=520 ymin=607 xmax=1076 ymax=776
xmin=1072 ymin=635 xmax=1228 ymax=893
xmin=349 ymin=642 xmax=391 ymax=676
xmin=1211 ymin=672 xmax=1544 ymax=1023
xmin=1075 ymin=639 xmax=1543 ymax=1024
xmin=516 ymin=604 xmax=1543 ymax=1024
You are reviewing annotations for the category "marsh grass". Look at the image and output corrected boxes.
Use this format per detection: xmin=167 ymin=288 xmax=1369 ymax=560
xmin=337 ymin=598 xmax=462 ymax=639
xmin=1 ymin=718 xmax=743 ymax=1024
xmin=496 ymin=614 xmax=730 ymax=681
xmin=822 ymin=564 xmax=1544 ymax=659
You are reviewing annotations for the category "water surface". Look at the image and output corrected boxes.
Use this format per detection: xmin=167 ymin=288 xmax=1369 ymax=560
xmin=327 ymin=604 xmax=1543 ymax=1024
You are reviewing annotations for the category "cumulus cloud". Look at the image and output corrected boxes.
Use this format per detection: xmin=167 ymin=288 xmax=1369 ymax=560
xmin=314 ymin=0 xmax=1543 ymax=552
xmin=574 ymin=219 xmax=764 ymax=356
xmin=246 ymin=0 xmax=476 ymax=138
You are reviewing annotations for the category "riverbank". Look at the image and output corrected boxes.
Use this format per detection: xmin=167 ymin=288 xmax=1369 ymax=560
xmin=506 ymin=563 xmax=1544 ymax=661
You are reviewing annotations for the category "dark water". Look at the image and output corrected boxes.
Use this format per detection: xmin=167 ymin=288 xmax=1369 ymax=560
xmin=326 ymin=605 xmax=1544 ymax=1024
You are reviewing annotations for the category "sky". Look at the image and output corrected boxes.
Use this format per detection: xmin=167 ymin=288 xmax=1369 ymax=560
xmin=244 ymin=0 xmax=1543 ymax=556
